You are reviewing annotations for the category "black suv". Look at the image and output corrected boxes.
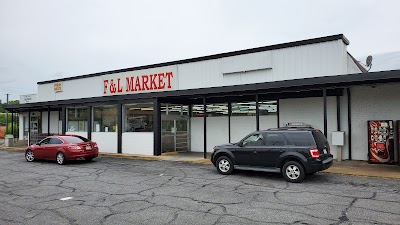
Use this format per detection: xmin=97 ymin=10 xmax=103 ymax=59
xmin=211 ymin=127 xmax=333 ymax=182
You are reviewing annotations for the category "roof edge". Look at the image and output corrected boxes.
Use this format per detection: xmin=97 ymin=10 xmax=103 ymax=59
xmin=348 ymin=52 xmax=368 ymax=73
xmin=37 ymin=34 xmax=349 ymax=85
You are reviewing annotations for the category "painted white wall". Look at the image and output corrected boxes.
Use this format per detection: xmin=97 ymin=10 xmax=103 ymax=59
xmin=190 ymin=117 xmax=204 ymax=152
xmin=19 ymin=113 xmax=25 ymax=140
xmin=91 ymin=132 xmax=118 ymax=153
xmin=65 ymin=131 xmax=88 ymax=138
xmin=259 ymin=115 xmax=278 ymax=130
xmin=230 ymin=116 xmax=258 ymax=143
xmin=190 ymin=115 xmax=277 ymax=152
xmin=351 ymin=83 xmax=400 ymax=161
xmin=279 ymin=97 xmax=339 ymax=159
xmin=37 ymin=39 xmax=349 ymax=102
xmin=207 ymin=117 xmax=229 ymax=152
xmin=271 ymin=40 xmax=347 ymax=81
xmin=230 ymin=115 xmax=278 ymax=143
xmin=38 ymin=76 xmax=103 ymax=102
xmin=122 ymin=132 xmax=154 ymax=155
xmin=41 ymin=111 xmax=60 ymax=134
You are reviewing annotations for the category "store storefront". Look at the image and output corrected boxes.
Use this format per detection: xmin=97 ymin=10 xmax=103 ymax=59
xmin=5 ymin=34 xmax=400 ymax=164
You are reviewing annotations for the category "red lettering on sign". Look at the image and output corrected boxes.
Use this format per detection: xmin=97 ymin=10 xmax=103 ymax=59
xmin=103 ymin=80 xmax=109 ymax=94
xmin=104 ymin=70 xmax=173 ymax=95
xmin=158 ymin=73 xmax=165 ymax=89
xmin=142 ymin=75 xmax=149 ymax=90
xmin=149 ymin=74 xmax=157 ymax=90
xmin=126 ymin=77 xmax=134 ymax=92
xmin=110 ymin=79 xmax=117 ymax=93
xmin=166 ymin=72 xmax=173 ymax=89
xmin=135 ymin=76 xmax=142 ymax=91
xmin=117 ymin=78 xmax=123 ymax=93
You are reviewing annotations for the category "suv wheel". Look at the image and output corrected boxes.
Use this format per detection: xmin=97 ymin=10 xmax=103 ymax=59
xmin=282 ymin=161 xmax=305 ymax=183
xmin=216 ymin=156 xmax=234 ymax=175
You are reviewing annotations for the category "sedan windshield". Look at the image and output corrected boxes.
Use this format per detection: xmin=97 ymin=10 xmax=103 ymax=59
xmin=63 ymin=136 xmax=89 ymax=144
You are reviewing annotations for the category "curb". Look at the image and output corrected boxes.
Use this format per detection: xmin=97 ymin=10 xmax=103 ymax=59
xmin=99 ymin=153 xmax=213 ymax=165
xmin=99 ymin=153 xmax=164 ymax=161
xmin=321 ymin=171 xmax=400 ymax=180
xmin=321 ymin=170 xmax=400 ymax=180
xmin=0 ymin=147 xmax=26 ymax=151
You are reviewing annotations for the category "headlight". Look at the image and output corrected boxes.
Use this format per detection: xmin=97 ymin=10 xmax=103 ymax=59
xmin=211 ymin=148 xmax=215 ymax=153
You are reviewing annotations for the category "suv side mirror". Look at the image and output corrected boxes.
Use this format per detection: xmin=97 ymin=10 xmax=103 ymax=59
xmin=238 ymin=142 xmax=244 ymax=147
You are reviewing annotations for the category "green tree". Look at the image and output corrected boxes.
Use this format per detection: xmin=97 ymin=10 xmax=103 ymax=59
xmin=8 ymin=100 xmax=19 ymax=105
xmin=0 ymin=100 xmax=4 ymax=113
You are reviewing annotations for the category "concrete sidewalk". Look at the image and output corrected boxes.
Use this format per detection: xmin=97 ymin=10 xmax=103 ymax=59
xmin=2 ymin=147 xmax=400 ymax=180
xmin=324 ymin=160 xmax=400 ymax=180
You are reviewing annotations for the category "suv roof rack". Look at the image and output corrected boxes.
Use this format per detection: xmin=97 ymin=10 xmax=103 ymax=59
xmin=267 ymin=127 xmax=314 ymax=131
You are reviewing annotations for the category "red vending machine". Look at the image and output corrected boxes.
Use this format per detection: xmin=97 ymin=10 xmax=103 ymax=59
xmin=368 ymin=120 xmax=395 ymax=164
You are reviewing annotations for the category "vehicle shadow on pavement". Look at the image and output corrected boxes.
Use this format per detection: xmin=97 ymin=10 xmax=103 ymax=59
xmin=232 ymin=169 xmax=327 ymax=183
xmin=26 ymin=159 xmax=98 ymax=166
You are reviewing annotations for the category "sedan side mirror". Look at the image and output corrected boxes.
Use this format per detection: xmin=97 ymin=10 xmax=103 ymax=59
xmin=36 ymin=142 xmax=41 ymax=146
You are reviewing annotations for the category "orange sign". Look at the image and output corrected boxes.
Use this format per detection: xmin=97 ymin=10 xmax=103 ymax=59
xmin=54 ymin=82 xmax=62 ymax=92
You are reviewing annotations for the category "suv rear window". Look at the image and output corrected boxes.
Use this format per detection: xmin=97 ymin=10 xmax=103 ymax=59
xmin=63 ymin=136 xmax=89 ymax=144
xmin=286 ymin=132 xmax=312 ymax=146
xmin=312 ymin=130 xmax=328 ymax=149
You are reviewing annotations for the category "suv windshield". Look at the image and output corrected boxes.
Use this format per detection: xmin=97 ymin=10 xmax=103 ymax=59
xmin=63 ymin=136 xmax=89 ymax=144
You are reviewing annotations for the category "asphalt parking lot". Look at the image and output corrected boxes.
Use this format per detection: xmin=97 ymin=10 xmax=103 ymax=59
xmin=1 ymin=149 xmax=400 ymax=225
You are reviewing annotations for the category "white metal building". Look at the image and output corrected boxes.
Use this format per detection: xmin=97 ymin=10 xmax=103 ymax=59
xmin=6 ymin=34 xmax=400 ymax=163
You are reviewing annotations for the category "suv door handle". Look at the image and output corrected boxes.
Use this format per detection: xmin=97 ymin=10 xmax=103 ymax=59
xmin=253 ymin=151 xmax=257 ymax=154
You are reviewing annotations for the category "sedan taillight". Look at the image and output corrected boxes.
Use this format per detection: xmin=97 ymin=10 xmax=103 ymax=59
xmin=68 ymin=145 xmax=82 ymax=150
xmin=309 ymin=148 xmax=320 ymax=158
xmin=94 ymin=143 xmax=98 ymax=148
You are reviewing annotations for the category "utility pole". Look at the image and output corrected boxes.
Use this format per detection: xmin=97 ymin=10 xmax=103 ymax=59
xmin=5 ymin=94 xmax=9 ymax=134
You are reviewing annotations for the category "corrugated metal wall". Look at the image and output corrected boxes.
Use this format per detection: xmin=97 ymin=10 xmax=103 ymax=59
xmin=37 ymin=39 xmax=349 ymax=102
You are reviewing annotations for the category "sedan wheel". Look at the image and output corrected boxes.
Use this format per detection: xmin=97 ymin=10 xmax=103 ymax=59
xmin=25 ymin=150 xmax=35 ymax=162
xmin=282 ymin=161 xmax=305 ymax=183
xmin=216 ymin=156 xmax=234 ymax=175
xmin=56 ymin=152 xmax=66 ymax=165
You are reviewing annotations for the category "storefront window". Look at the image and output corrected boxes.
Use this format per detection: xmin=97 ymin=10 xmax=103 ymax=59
xmin=191 ymin=105 xmax=204 ymax=117
xmin=231 ymin=102 xmax=256 ymax=116
xmin=191 ymin=101 xmax=277 ymax=117
xmin=259 ymin=101 xmax=278 ymax=115
xmin=123 ymin=103 xmax=153 ymax=132
xmin=93 ymin=105 xmax=117 ymax=132
xmin=161 ymin=104 xmax=189 ymax=115
xmin=232 ymin=101 xmax=277 ymax=116
xmin=67 ymin=107 xmax=88 ymax=132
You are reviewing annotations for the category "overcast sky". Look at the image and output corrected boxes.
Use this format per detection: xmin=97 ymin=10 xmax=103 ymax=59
xmin=1 ymin=0 xmax=399 ymax=103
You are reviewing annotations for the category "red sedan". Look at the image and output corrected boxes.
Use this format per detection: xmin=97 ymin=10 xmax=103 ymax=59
xmin=25 ymin=135 xmax=99 ymax=165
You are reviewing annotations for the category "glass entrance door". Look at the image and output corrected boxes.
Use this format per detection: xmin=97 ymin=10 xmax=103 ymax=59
xmin=161 ymin=115 xmax=189 ymax=152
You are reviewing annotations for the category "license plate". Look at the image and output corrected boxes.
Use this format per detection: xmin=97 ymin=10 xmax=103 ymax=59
xmin=85 ymin=146 xmax=92 ymax=150
xmin=323 ymin=149 xmax=327 ymax=154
